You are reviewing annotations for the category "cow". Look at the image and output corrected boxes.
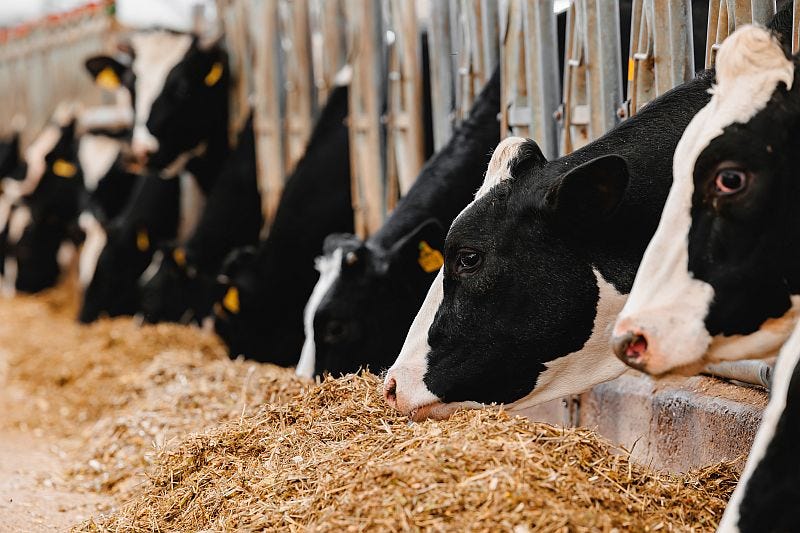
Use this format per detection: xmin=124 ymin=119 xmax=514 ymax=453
xmin=0 ymin=109 xmax=85 ymax=294
xmin=138 ymin=115 xmax=261 ymax=324
xmin=213 ymin=83 xmax=354 ymax=366
xmin=717 ymin=319 xmax=800 ymax=533
xmin=296 ymin=67 xmax=501 ymax=378
xmin=0 ymin=127 xmax=23 ymax=181
xmin=79 ymin=30 xmax=232 ymax=320
xmin=611 ymin=25 xmax=800 ymax=377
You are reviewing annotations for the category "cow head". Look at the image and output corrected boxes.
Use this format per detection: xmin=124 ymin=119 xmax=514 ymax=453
xmin=7 ymin=115 xmax=85 ymax=294
xmin=125 ymin=31 xmax=229 ymax=172
xmin=298 ymin=219 xmax=444 ymax=378
xmin=612 ymin=26 xmax=800 ymax=376
xmin=139 ymin=244 xmax=222 ymax=324
xmin=79 ymin=174 xmax=179 ymax=322
xmin=383 ymin=137 xmax=631 ymax=420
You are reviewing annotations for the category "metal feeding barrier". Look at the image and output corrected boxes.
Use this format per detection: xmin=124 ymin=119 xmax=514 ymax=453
xmin=0 ymin=1 xmax=115 ymax=147
xmin=3 ymin=0 xmax=799 ymax=234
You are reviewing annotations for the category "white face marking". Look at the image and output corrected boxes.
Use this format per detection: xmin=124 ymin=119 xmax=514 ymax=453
xmin=78 ymin=135 xmax=122 ymax=192
xmin=3 ymin=205 xmax=31 ymax=296
xmin=178 ymin=171 xmax=206 ymax=240
xmin=613 ymin=26 xmax=796 ymax=374
xmin=384 ymin=268 xmax=445 ymax=413
xmin=22 ymin=123 xmax=61 ymax=193
xmin=57 ymin=241 xmax=76 ymax=272
xmin=78 ymin=212 xmax=107 ymax=289
xmin=130 ymin=31 xmax=193 ymax=156
xmin=296 ymin=248 xmax=343 ymax=378
xmin=717 ymin=319 xmax=800 ymax=532
xmin=384 ymin=136 xmax=527 ymax=416
xmin=138 ymin=249 xmax=164 ymax=287
xmin=509 ymin=270 xmax=629 ymax=412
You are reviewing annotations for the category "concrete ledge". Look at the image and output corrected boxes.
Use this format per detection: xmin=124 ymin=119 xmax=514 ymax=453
xmin=517 ymin=371 xmax=767 ymax=473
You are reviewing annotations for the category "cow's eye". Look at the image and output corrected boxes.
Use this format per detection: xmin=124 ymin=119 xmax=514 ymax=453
xmin=714 ymin=168 xmax=748 ymax=195
xmin=454 ymin=249 xmax=482 ymax=277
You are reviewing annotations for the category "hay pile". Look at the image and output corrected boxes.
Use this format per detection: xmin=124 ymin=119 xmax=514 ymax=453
xmin=81 ymin=373 xmax=737 ymax=532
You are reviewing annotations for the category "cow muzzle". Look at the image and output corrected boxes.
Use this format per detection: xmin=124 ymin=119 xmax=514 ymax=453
xmin=611 ymin=331 xmax=649 ymax=371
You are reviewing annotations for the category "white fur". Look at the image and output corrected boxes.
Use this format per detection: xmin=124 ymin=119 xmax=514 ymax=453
xmin=22 ymin=124 xmax=61 ymax=195
xmin=717 ymin=319 xmax=800 ymax=532
xmin=509 ymin=270 xmax=629 ymax=412
xmin=297 ymin=248 xmax=343 ymax=378
xmin=78 ymin=135 xmax=122 ymax=192
xmin=130 ymin=31 xmax=193 ymax=157
xmin=384 ymin=268 xmax=446 ymax=413
xmin=78 ymin=212 xmax=107 ymax=289
xmin=139 ymin=250 xmax=164 ymax=287
xmin=178 ymin=171 xmax=206 ymax=241
xmin=613 ymin=26 xmax=796 ymax=374
xmin=3 ymin=205 xmax=31 ymax=296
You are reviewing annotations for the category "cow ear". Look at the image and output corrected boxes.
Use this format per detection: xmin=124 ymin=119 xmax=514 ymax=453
xmin=389 ymin=218 xmax=445 ymax=277
xmin=546 ymin=154 xmax=629 ymax=220
xmin=84 ymin=56 xmax=128 ymax=91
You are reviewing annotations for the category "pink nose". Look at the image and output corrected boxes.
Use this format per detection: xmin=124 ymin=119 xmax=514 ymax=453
xmin=383 ymin=376 xmax=397 ymax=409
xmin=611 ymin=331 xmax=649 ymax=370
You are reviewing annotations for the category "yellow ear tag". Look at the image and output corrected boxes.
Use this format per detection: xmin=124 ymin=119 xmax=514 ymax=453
xmin=172 ymin=247 xmax=187 ymax=267
xmin=417 ymin=241 xmax=443 ymax=273
xmin=204 ymin=62 xmax=224 ymax=87
xmin=96 ymin=66 xmax=121 ymax=90
xmin=223 ymin=286 xmax=240 ymax=314
xmin=136 ymin=229 xmax=150 ymax=252
xmin=52 ymin=159 xmax=77 ymax=178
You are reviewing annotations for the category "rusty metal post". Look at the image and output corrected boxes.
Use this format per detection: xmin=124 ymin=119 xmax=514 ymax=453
xmin=500 ymin=0 xmax=559 ymax=158
xmin=559 ymin=0 xmax=623 ymax=155
xmin=345 ymin=0 xmax=386 ymax=238
xmin=794 ymin=0 xmax=800 ymax=54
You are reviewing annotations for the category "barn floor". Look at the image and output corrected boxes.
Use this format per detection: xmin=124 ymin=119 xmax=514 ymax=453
xmin=0 ymin=279 xmax=755 ymax=530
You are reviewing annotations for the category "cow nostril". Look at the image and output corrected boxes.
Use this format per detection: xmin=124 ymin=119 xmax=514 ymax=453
xmin=384 ymin=377 xmax=397 ymax=408
xmin=612 ymin=332 xmax=649 ymax=367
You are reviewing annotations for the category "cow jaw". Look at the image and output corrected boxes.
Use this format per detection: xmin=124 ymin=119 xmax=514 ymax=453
xmin=612 ymin=26 xmax=794 ymax=376
xmin=510 ymin=270 xmax=628 ymax=413
xmin=297 ymin=248 xmax=343 ymax=378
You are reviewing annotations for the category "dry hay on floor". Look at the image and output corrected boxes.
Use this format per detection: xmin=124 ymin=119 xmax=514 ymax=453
xmin=81 ymin=373 xmax=738 ymax=533
xmin=69 ymin=350 xmax=308 ymax=496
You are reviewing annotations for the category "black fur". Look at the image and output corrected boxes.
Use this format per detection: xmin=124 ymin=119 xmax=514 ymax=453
xmin=213 ymin=85 xmax=354 ymax=365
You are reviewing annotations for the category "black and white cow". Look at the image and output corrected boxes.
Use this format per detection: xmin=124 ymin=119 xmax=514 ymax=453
xmin=138 ymin=115 xmax=261 ymax=324
xmin=605 ymin=28 xmax=800 ymax=531
xmin=296 ymin=67 xmax=501 ymax=378
xmin=79 ymin=30 xmax=232 ymax=320
xmin=381 ymin=68 xmax=718 ymax=420
xmin=611 ymin=26 xmax=800 ymax=376
xmin=213 ymin=84 xmax=354 ymax=365
xmin=0 ymin=110 xmax=85 ymax=294
xmin=0 ymin=128 xmax=24 ymax=181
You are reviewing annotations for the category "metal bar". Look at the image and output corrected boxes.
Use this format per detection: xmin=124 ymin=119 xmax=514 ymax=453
xmin=345 ymin=0 xmax=386 ymax=238
xmin=385 ymin=0 xmax=426 ymax=199
xmin=427 ymin=0 xmax=457 ymax=151
xmin=250 ymin=0 xmax=286 ymax=231
xmin=559 ymin=0 xmax=623 ymax=155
